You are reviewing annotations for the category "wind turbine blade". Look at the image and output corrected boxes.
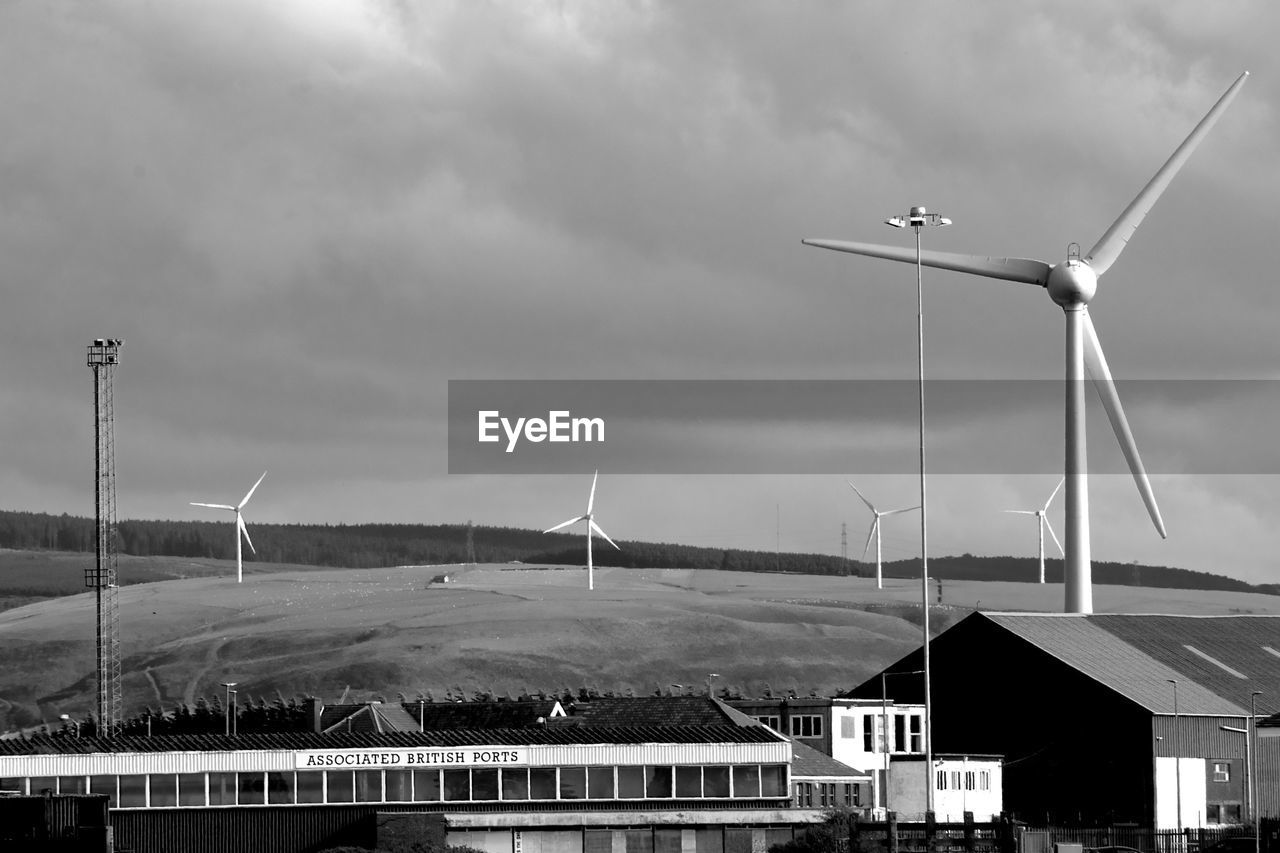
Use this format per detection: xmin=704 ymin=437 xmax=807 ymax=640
xmin=1043 ymin=477 xmax=1066 ymax=512
xmin=1043 ymin=516 xmax=1065 ymax=557
xmin=1003 ymin=510 xmax=1037 ymax=515
xmin=880 ymin=506 xmax=920 ymax=517
xmin=587 ymin=470 xmax=598 ymax=515
xmin=861 ymin=520 xmax=877 ymax=559
xmin=544 ymin=516 xmax=585 ymax=534
xmin=190 ymin=502 xmax=235 ymax=511
xmin=1081 ymin=311 xmax=1167 ymax=537
xmin=238 ymin=515 xmax=256 ymax=555
xmin=803 ymin=240 xmax=1051 ymax=286
xmin=589 ymin=519 xmax=621 ymax=550
xmin=238 ymin=471 xmax=268 ymax=509
xmin=1085 ymin=72 xmax=1249 ymax=276
xmin=847 ymin=482 xmax=876 ymax=513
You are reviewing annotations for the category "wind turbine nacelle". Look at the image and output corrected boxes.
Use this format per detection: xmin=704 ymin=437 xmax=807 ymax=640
xmin=1046 ymin=260 xmax=1098 ymax=307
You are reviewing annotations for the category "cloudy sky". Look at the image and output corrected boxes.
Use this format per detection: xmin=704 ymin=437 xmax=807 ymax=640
xmin=4 ymin=1 xmax=1279 ymax=584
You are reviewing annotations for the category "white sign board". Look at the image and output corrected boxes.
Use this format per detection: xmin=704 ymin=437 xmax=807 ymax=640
xmin=295 ymin=747 xmax=528 ymax=770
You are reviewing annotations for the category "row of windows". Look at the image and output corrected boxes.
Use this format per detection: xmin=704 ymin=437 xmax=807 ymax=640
xmin=935 ymin=770 xmax=991 ymax=791
xmin=750 ymin=715 xmax=824 ymax=739
xmin=794 ymin=782 xmax=860 ymax=809
xmin=843 ymin=713 xmax=922 ymax=754
xmin=2 ymin=764 xmax=789 ymax=809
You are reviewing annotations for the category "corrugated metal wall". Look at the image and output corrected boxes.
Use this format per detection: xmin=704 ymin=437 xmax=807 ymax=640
xmin=110 ymin=804 xmax=384 ymax=853
xmin=1256 ymin=736 xmax=1280 ymax=820
xmin=1152 ymin=716 xmax=1250 ymax=759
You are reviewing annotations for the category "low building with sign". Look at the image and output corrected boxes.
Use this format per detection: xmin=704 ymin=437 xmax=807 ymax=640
xmin=0 ymin=697 xmax=834 ymax=853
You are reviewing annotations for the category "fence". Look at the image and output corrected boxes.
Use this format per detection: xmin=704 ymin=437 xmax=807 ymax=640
xmin=847 ymin=812 xmax=1017 ymax=853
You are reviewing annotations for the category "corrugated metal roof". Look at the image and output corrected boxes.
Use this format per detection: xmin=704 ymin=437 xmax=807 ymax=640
xmin=0 ymin=724 xmax=783 ymax=757
xmin=983 ymin=613 xmax=1280 ymax=716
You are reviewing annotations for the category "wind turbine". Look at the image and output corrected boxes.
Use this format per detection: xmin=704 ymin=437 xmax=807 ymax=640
xmin=543 ymin=470 xmax=619 ymax=591
xmin=849 ymin=482 xmax=919 ymax=590
xmin=190 ymin=471 xmax=267 ymax=584
xmin=1004 ymin=478 xmax=1065 ymax=584
xmin=804 ymin=72 xmax=1248 ymax=613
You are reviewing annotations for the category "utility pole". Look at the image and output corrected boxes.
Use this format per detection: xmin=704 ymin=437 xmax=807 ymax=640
xmin=87 ymin=339 xmax=123 ymax=738
xmin=841 ymin=522 xmax=848 ymax=569
xmin=465 ymin=520 xmax=476 ymax=565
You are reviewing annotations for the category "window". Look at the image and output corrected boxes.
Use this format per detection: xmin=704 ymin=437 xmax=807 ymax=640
xmin=237 ymin=772 xmax=265 ymax=805
xmin=560 ymin=767 xmax=587 ymax=800
xmin=30 ymin=777 xmax=56 ymax=795
xmin=327 ymin=770 xmax=354 ymax=803
xmin=950 ymin=771 xmax=961 ymax=790
xmin=894 ymin=715 xmax=906 ymax=752
xmin=267 ymin=771 xmax=295 ymax=805
xmin=863 ymin=715 xmax=874 ymax=752
xmin=468 ymin=769 xmax=496 ymax=801
xmin=443 ymin=769 xmax=470 ymax=801
xmin=796 ymin=782 xmax=813 ymax=807
xmin=385 ymin=770 xmax=411 ymax=802
xmin=755 ymin=715 xmax=782 ymax=731
xmin=587 ymin=767 xmax=615 ymax=799
xmin=841 ymin=716 xmax=857 ymax=739
xmin=149 ymin=774 xmax=177 ymax=807
xmin=979 ymin=771 xmax=990 ymax=791
xmin=119 ymin=775 xmax=147 ymax=808
xmin=964 ymin=771 xmax=975 ymax=791
xmin=501 ymin=768 xmax=529 ymax=800
xmin=178 ymin=773 xmax=205 ymax=806
xmin=1213 ymin=763 xmax=1231 ymax=783
xmin=1208 ymin=804 xmax=1222 ymax=824
xmin=790 ymin=715 xmax=824 ymax=738
xmin=530 ymin=768 xmax=557 ymax=800
xmin=646 ymin=765 xmax=673 ymax=798
xmin=676 ymin=766 xmax=702 ymax=798
xmin=761 ymin=765 xmax=786 ymax=797
xmin=60 ymin=776 xmax=87 ymax=795
xmin=732 ymin=765 xmax=760 ymax=798
xmin=936 ymin=770 xmax=947 ymax=790
xmin=90 ymin=775 xmax=118 ymax=807
xmin=412 ymin=769 xmax=440 ymax=802
xmin=296 ymin=772 xmax=324 ymax=804
xmin=618 ymin=766 xmax=645 ymax=799
xmin=703 ymin=766 xmax=730 ymax=798
xmin=909 ymin=716 xmax=922 ymax=753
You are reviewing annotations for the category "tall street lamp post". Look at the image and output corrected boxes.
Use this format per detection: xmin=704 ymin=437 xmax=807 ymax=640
xmin=886 ymin=206 xmax=950 ymax=816
xmin=221 ymin=681 xmax=237 ymax=737
xmin=880 ymin=668 xmax=926 ymax=816
xmin=1252 ymin=691 xmax=1262 ymax=853
xmin=1169 ymin=679 xmax=1181 ymax=834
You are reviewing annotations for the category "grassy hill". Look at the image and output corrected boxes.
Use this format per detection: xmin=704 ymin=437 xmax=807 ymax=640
xmin=2 ymin=554 xmax=1279 ymax=734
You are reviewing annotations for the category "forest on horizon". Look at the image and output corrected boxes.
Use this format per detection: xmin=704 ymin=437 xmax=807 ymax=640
xmin=0 ymin=508 xmax=1272 ymax=597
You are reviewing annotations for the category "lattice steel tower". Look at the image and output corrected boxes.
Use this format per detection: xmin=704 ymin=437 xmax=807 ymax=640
xmin=87 ymin=338 xmax=123 ymax=737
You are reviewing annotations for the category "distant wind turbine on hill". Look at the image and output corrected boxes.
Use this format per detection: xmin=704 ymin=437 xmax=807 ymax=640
xmin=543 ymin=470 xmax=619 ymax=591
xmin=805 ymin=72 xmax=1249 ymax=613
xmin=849 ymin=482 xmax=918 ymax=590
xmin=190 ymin=471 xmax=267 ymax=584
xmin=1004 ymin=478 xmax=1065 ymax=584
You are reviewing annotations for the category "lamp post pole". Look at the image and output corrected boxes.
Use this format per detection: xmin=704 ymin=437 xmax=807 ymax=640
xmin=221 ymin=682 xmax=237 ymax=737
xmin=1169 ymin=679 xmax=1181 ymax=834
xmin=1252 ymin=691 xmax=1262 ymax=853
xmin=886 ymin=207 xmax=950 ymax=817
xmin=880 ymin=668 xmax=926 ymax=816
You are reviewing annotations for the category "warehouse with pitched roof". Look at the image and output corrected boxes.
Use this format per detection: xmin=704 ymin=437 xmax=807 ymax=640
xmin=847 ymin=613 xmax=1280 ymax=829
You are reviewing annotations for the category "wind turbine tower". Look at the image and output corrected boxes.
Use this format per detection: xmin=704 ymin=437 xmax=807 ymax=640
xmin=87 ymin=338 xmax=124 ymax=737
xmin=543 ymin=471 xmax=620 ymax=591
xmin=1004 ymin=478 xmax=1065 ymax=584
xmin=191 ymin=472 xmax=267 ymax=583
xmin=849 ymin=482 xmax=918 ymax=589
xmin=806 ymin=73 xmax=1248 ymax=613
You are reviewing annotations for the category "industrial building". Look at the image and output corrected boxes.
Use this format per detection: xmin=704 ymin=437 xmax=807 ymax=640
xmin=849 ymin=612 xmax=1280 ymax=828
xmin=0 ymin=696 xmax=848 ymax=853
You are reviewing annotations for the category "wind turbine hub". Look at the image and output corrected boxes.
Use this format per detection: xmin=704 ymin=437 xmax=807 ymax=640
xmin=1047 ymin=259 xmax=1097 ymax=307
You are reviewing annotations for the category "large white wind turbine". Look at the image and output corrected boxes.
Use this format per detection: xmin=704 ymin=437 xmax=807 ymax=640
xmin=543 ymin=470 xmax=620 ymax=591
xmin=190 ymin=471 xmax=267 ymax=584
xmin=805 ymin=73 xmax=1248 ymax=613
xmin=1004 ymin=478 xmax=1065 ymax=585
xmin=849 ymin=483 xmax=919 ymax=590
